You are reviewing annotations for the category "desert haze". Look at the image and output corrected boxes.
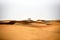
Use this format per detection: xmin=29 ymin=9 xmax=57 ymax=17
xmin=0 ymin=20 xmax=60 ymax=40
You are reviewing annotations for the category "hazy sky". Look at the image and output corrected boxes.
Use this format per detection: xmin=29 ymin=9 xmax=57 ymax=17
xmin=0 ymin=0 xmax=60 ymax=20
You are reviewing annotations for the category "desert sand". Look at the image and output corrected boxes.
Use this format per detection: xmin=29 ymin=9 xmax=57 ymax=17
xmin=0 ymin=20 xmax=60 ymax=40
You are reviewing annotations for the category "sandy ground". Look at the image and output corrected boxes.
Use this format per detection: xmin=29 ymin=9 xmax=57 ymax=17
xmin=0 ymin=23 xmax=60 ymax=40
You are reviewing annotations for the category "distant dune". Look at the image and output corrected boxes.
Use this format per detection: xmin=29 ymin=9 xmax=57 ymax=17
xmin=0 ymin=20 xmax=60 ymax=25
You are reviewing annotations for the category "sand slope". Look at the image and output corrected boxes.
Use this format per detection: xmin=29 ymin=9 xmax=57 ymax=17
xmin=0 ymin=22 xmax=60 ymax=40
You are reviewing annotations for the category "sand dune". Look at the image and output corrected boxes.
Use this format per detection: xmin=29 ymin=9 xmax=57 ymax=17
xmin=0 ymin=20 xmax=60 ymax=40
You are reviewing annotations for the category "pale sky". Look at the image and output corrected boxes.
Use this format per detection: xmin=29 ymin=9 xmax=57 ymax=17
xmin=0 ymin=0 xmax=60 ymax=20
